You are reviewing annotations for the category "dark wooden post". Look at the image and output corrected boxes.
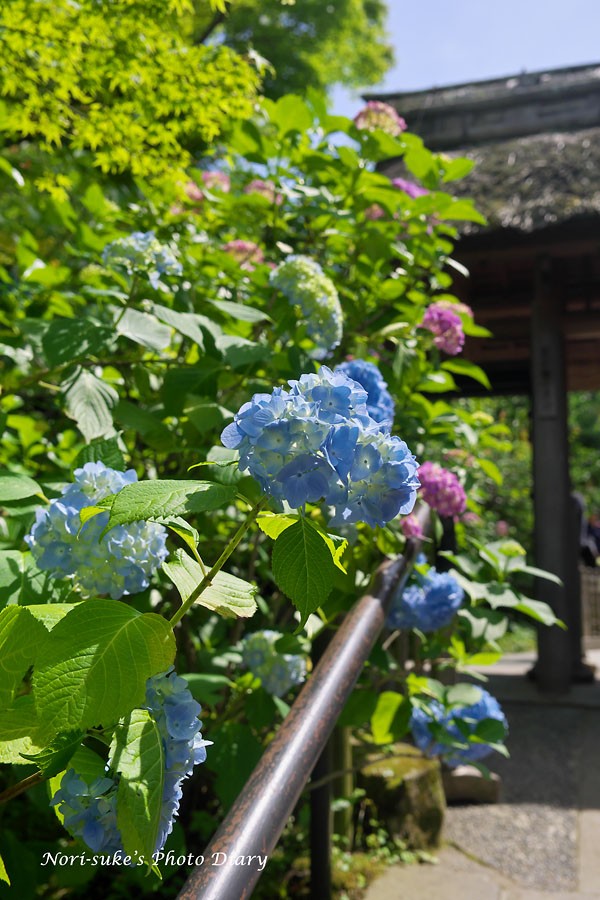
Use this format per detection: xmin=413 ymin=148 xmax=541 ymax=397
xmin=530 ymin=256 xmax=572 ymax=692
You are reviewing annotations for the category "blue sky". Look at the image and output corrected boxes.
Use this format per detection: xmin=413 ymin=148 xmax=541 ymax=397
xmin=331 ymin=0 xmax=600 ymax=117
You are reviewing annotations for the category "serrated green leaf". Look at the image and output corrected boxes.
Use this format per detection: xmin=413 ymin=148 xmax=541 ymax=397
xmin=116 ymin=308 xmax=172 ymax=351
xmin=63 ymin=367 xmax=118 ymax=442
xmin=110 ymin=708 xmax=165 ymax=863
xmin=161 ymin=517 xmax=199 ymax=553
xmin=163 ymin=549 xmax=257 ymax=618
xmin=0 ymin=470 xmax=43 ymax=503
xmin=0 ymin=695 xmax=44 ymax=762
xmin=271 ymin=518 xmax=335 ymax=628
xmin=0 ymin=606 xmax=49 ymax=710
xmin=102 ymin=480 xmax=235 ymax=530
xmin=205 ymin=446 xmax=243 ymax=485
xmin=42 ymin=318 xmax=113 ymax=367
xmin=0 ymin=552 xmax=76 ymax=607
xmin=73 ymin=436 xmax=125 ymax=472
xmin=514 ymin=598 xmax=564 ymax=627
xmin=183 ymin=673 xmax=233 ymax=706
xmin=20 ymin=729 xmax=86 ymax=777
xmin=256 ymin=512 xmax=298 ymax=540
xmin=33 ymin=601 xmax=175 ymax=740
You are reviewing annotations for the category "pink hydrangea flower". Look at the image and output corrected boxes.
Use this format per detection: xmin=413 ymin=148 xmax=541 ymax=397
xmin=418 ymin=462 xmax=467 ymax=518
xmin=496 ymin=520 xmax=510 ymax=537
xmin=462 ymin=511 xmax=481 ymax=526
xmin=222 ymin=239 xmax=264 ymax=271
xmin=392 ymin=177 xmax=429 ymax=199
xmin=244 ymin=179 xmax=283 ymax=205
xmin=354 ymin=101 xmax=407 ymax=137
xmin=436 ymin=298 xmax=474 ymax=319
xmin=421 ymin=303 xmax=465 ymax=356
xmin=364 ymin=204 xmax=386 ymax=220
xmin=400 ymin=513 xmax=425 ymax=539
xmin=201 ymin=171 xmax=231 ymax=192
xmin=184 ymin=181 xmax=204 ymax=203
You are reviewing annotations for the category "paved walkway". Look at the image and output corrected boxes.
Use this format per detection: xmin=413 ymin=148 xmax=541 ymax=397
xmin=365 ymin=650 xmax=600 ymax=900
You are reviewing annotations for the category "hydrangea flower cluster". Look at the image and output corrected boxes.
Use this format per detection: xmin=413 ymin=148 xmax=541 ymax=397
xmin=201 ymin=170 xmax=231 ymax=192
xmin=244 ymin=179 xmax=283 ymax=205
xmin=334 ymin=360 xmax=395 ymax=428
xmin=387 ymin=566 xmax=464 ymax=632
xmin=222 ymin=239 xmax=265 ymax=270
xmin=51 ymin=669 xmax=209 ymax=856
xmin=410 ymin=688 xmax=508 ymax=767
xmin=421 ymin=303 xmax=465 ymax=356
xmin=353 ymin=101 xmax=407 ymax=137
xmin=221 ymin=366 xmax=420 ymax=528
xmin=144 ymin=668 xmax=210 ymax=851
xmin=418 ymin=461 xmax=467 ymax=518
xmin=102 ymin=231 xmax=182 ymax=289
xmin=26 ymin=462 xmax=168 ymax=599
xmin=270 ymin=255 xmax=343 ymax=359
xmin=392 ymin=177 xmax=429 ymax=199
xmin=400 ymin=513 xmax=425 ymax=540
xmin=50 ymin=770 xmax=122 ymax=855
xmin=241 ymin=630 xmax=307 ymax=698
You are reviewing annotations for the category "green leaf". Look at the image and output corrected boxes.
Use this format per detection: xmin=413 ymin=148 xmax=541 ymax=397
xmin=151 ymin=303 xmax=207 ymax=349
xmin=208 ymin=299 xmax=271 ymax=323
xmin=510 ymin=563 xmax=562 ymax=585
xmin=163 ymin=550 xmax=258 ymax=618
xmin=441 ymin=359 xmax=491 ymax=389
xmin=33 ymin=601 xmax=175 ymax=740
xmin=438 ymin=198 xmax=487 ymax=225
xmin=20 ymin=729 xmax=85 ymax=777
xmin=442 ymin=157 xmax=475 ymax=182
xmin=0 ymin=695 xmax=44 ymax=762
xmin=205 ymin=446 xmax=243 ymax=485
xmin=63 ymin=367 xmax=118 ymax=442
xmin=185 ymin=398 xmax=229 ymax=435
xmin=271 ymin=518 xmax=335 ymax=628
xmin=514 ymin=598 xmax=565 ymax=627
xmin=102 ymin=480 xmax=235 ymax=530
xmin=0 ymin=851 xmax=9 ymax=886
xmin=0 ymin=470 xmax=43 ymax=503
xmin=0 ymin=606 xmax=48 ymax=710
xmin=457 ymin=607 xmax=508 ymax=642
xmin=216 ymin=335 xmax=271 ymax=369
xmin=42 ymin=319 xmax=113 ymax=367
xmin=256 ymin=512 xmax=298 ymax=540
xmin=110 ymin=708 xmax=165 ymax=864
xmin=183 ymin=673 xmax=233 ymax=706
xmin=23 ymin=604 xmax=79 ymax=632
xmin=416 ymin=371 xmax=457 ymax=393
xmin=370 ymin=692 xmax=410 ymax=745
xmin=473 ymin=717 xmax=507 ymax=744
xmin=116 ymin=308 xmax=172 ymax=351
xmin=73 ymin=436 xmax=125 ymax=472
xmin=271 ymin=94 xmax=313 ymax=135
xmin=446 ymin=683 xmax=484 ymax=708
xmin=162 ymin=517 xmax=200 ymax=554
xmin=0 ymin=552 xmax=76 ymax=607
xmin=477 ymin=458 xmax=503 ymax=486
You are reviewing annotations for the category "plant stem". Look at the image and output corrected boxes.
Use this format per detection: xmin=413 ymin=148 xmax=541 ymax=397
xmin=169 ymin=499 xmax=265 ymax=627
xmin=0 ymin=772 xmax=44 ymax=806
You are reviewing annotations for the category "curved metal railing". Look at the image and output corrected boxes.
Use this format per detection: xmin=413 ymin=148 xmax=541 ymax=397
xmin=178 ymin=513 xmax=427 ymax=900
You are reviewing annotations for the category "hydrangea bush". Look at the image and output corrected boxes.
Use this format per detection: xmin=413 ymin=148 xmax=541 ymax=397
xmin=0 ymin=90 xmax=562 ymax=894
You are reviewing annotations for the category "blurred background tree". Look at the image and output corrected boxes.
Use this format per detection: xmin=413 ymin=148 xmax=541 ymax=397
xmin=193 ymin=0 xmax=394 ymax=98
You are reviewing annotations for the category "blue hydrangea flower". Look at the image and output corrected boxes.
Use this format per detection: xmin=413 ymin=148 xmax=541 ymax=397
xmin=221 ymin=366 xmax=419 ymax=528
xmin=270 ymin=255 xmax=343 ymax=359
xmin=386 ymin=568 xmax=464 ymax=632
xmin=242 ymin=630 xmax=307 ymax=698
xmin=50 ymin=770 xmax=122 ymax=856
xmin=143 ymin=669 xmax=210 ymax=851
xmin=334 ymin=360 xmax=395 ymax=429
xmin=51 ymin=669 xmax=209 ymax=856
xmin=102 ymin=231 xmax=182 ymax=289
xmin=410 ymin=688 xmax=508 ymax=767
xmin=25 ymin=462 xmax=168 ymax=599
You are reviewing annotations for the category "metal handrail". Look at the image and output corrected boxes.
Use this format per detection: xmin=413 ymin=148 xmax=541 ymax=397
xmin=178 ymin=518 xmax=426 ymax=900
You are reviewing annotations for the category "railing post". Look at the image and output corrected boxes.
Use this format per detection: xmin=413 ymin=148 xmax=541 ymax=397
xmin=310 ymin=740 xmax=332 ymax=900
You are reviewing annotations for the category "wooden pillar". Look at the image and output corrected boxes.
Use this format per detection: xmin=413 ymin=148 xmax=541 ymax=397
xmin=530 ymin=257 xmax=572 ymax=692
